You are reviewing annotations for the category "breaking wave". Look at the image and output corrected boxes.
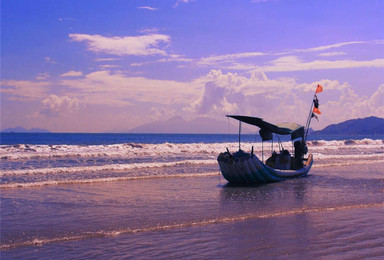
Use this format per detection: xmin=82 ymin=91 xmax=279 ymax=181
xmin=1 ymin=138 xmax=383 ymax=188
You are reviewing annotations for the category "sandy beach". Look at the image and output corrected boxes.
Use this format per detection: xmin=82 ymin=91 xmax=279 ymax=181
xmin=2 ymin=156 xmax=384 ymax=259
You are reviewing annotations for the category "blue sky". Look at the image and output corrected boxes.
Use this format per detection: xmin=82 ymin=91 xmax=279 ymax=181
xmin=1 ymin=0 xmax=384 ymax=132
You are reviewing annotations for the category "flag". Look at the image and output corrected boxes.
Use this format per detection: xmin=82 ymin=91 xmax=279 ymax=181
xmin=316 ymin=84 xmax=323 ymax=93
xmin=313 ymin=107 xmax=321 ymax=115
xmin=311 ymin=113 xmax=319 ymax=121
xmin=313 ymin=95 xmax=319 ymax=108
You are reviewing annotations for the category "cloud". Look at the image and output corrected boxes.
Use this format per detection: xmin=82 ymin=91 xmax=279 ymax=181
xmin=59 ymin=70 xmax=203 ymax=107
xmin=137 ymin=6 xmax=158 ymax=11
xmin=190 ymin=70 xmax=303 ymax=118
xmin=193 ymin=39 xmax=384 ymax=69
xmin=300 ymin=41 xmax=366 ymax=52
xmin=227 ymin=56 xmax=384 ymax=72
xmin=58 ymin=17 xmax=75 ymax=22
xmin=322 ymin=84 xmax=384 ymax=125
xmin=0 ymin=80 xmax=51 ymax=101
xmin=36 ymin=72 xmax=50 ymax=80
xmin=189 ymin=70 xmax=384 ymax=128
xmin=61 ymin=71 xmax=83 ymax=77
xmin=174 ymin=0 xmax=195 ymax=7
xmin=318 ymin=52 xmax=346 ymax=57
xmin=94 ymin=58 xmax=122 ymax=62
xmin=69 ymin=33 xmax=170 ymax=56
xmin=45 ymin=57 xmax=57 ymax=64
xmin=39 ymin=95 xmax=79 ymax=117
xmin=198 ymin=52 xmax=266 ymax=66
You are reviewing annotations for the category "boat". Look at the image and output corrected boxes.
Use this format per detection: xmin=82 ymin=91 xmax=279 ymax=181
xmin=217 ymin=85 xmax=323 ymax=184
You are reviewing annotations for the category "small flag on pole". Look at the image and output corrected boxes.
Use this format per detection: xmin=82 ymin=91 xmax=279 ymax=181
xmin=313 ymin=107 xmax=321 ymax=115
xmin=311 ymin=113 xmax=319 ymax=121
xmin=316 ymin=84 xmax=323 ymax=93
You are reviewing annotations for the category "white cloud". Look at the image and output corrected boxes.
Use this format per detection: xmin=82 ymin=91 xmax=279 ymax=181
xmin=322 ymin=84 xmax=384 ymax=126
xmin=301 ymin=41 xmax=366 ymax=52
xmin=174 ymin=0 xmax=195 ymax=7
xmin=39 ymin=95 xmax=79 ymax=117
xmin=59 ymin=70 xmax=203 ymax=107
xmin=36 ymin=72 xmax=50 ymax=80
xmin=189 ymin=70 xmax=384 ymax=129
xmin=227 ymin=56 xmax=384 ymax=72
xmin=61 ymin=71 xmax=83 ymax=77
xmin=198 ymin=52 xmax=266 ymax=66
xmin=0 ymin=80 xmax=51 ymax=101
xmin=69 ymin=33 xmax=170 ymax=56
xmin=193 ymin=39 xmax=384 ymax=69
xmin=318 ymin=52 xmax=346 ymax=57
xmin=137 ymin=6 xmax=158 ymax=11
xmin=45 ymin=57 xmax=57 ymax=64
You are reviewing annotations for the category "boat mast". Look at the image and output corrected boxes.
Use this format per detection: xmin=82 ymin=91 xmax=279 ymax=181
xmin=304 ymin=87 xmax=318 ymax=141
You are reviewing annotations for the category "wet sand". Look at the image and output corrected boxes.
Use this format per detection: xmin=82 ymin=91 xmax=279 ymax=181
xmin=1 ymin=162 xmax=384 ymax=259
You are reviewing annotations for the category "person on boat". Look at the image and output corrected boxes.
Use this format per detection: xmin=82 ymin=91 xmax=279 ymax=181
xmin=294 ymin=139 xmax=308 ymax=169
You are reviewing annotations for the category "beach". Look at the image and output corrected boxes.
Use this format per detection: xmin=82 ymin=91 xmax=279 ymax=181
xmin=1 ymin=134 xmax=384 ymax=259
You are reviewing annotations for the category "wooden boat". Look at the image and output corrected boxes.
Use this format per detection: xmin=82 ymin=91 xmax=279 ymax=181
xmin=217 ymin=116 xmax=313 ymax=184
xmin=217 ymin=85 xmax=323 ymax=184
xmin=218 ymin=148 xmax=313 ymax=184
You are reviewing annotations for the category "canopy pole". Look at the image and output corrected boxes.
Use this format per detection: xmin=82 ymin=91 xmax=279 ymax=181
xmin=262 ymin=141 xmax=264 ymax=162
xmin=238 ymin=121 xmax=242 ymax=150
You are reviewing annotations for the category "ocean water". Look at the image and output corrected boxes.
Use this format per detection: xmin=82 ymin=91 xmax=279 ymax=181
xmin=1 ymin=133 xmax=384 ymax=259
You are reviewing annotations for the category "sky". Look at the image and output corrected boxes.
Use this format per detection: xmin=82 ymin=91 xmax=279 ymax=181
xmin=1 ymin=0 xmax=384 ymax=133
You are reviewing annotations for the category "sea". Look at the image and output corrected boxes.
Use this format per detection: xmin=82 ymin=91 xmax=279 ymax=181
xmin=1 ymin=133 xmax=384 ymax=259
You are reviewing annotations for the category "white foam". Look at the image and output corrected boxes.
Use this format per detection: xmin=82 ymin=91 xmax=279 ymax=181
xmin=0 ymin=159 xmax=217 ymax=176
xmin=0 ymin=171 xmax=219 ymax=189
xmin=1 ymin=139 xmax=382 ymax=160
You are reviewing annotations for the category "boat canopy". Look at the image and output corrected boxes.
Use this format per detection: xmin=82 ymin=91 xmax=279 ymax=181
xmin=227 ymin=115 xmax=305 ymax=141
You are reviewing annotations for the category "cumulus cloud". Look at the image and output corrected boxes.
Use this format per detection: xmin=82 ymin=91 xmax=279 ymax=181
xmin=39 ymin=95 xmax=79 ymax=117
xmin=190 ymin=70 xmax=304 ymax=119
xmin=322 ymin=84 xmax=384 ymax=125
xmin=189 ymin=70 xmax=384 ymax=128
xmin=61 ymin=71 xmax=83 ymax=77
xmin=69 ymin=33 xmax=170 ymax=56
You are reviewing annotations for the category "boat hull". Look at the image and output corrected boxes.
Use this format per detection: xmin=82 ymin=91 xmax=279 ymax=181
xmin=217 ymin=152 xmax=313 ymax=184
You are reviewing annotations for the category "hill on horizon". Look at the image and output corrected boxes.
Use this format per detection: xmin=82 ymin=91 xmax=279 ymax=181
xmin=1 ymin=127 xmax=51 ymax=133
xmin=128 ymin=116 xmax=238 ymax=134
xmin=312 ymin=116 xmax=384 ymax=135
xmin=130 ymin=115 xmax=384 ymax=135
xmin=2 ymin=116 xmax=383 ymax=135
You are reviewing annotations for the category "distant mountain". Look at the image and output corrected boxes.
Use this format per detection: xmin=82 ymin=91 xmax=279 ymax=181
xmin=1 ymin=127 xmax=51 ymax=133
xmin=313 ymin=116 xmax=384 ymax=135
xmin=129 ymin=116 xmax=237 ymax=134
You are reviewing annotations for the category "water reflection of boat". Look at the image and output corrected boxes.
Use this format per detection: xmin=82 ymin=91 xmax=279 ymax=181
xmin=218 ymin=85 xmax=323 ymax=184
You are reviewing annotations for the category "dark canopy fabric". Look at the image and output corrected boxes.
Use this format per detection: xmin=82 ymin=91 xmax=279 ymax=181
xmin=227 ymin=115 xmax=304 ymax=141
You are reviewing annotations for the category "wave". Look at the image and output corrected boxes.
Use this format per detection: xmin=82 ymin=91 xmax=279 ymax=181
xmin=2 ymin=202 xmax=383 ymax=250
xmin=0 ymin=171 xmax=219 ymax=189
xmin=2 ymin=158 xmax=382 ymax=189
xmin=1 ymin=139 xmax=383 ymax=160
xmin=0 ymin=159 xmax=216 ymax=177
